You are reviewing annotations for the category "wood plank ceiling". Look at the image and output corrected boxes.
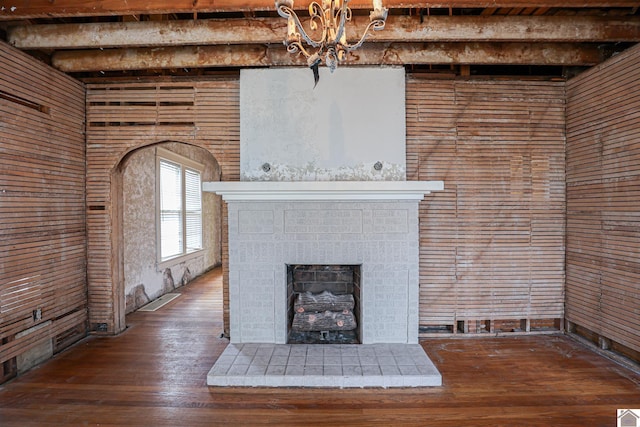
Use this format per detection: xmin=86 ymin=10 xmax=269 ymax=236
xmin=0 ymin=1 xmax=639 ymax=79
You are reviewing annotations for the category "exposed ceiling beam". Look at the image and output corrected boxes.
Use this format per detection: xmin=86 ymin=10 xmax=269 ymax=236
xmin=51 ymin=42 xmax=606 ymax=72
xmin=8 ymin=15 xmax=640 ymax=50
xmin=1 ymin=0 xmax=640 ymax=20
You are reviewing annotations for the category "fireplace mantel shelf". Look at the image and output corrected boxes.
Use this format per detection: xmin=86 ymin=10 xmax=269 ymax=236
xmin=202 ymin=181 xmax=444 ymax=201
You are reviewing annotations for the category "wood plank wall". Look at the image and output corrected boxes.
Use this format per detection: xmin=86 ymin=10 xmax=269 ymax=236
xmin=6 ymin=42 xmax=636 ymax=371
xmin=85 ymin=80 xmax=239 ymax=333
xmin=0 ymin=41 xmax=86 ymax=379
xmin=406 ymin=77 xmax=566 ymax=334
xmin=84 ymin=75 xmax=568 ymax=338
xmin=566 ymin=44 xmax=640 ymax=355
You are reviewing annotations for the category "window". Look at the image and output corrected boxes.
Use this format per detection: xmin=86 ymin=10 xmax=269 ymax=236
xmin=157 ymin=148 xmax=203 ymax=262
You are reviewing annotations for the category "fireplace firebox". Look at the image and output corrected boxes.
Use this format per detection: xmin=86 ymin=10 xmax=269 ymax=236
xmin=287 ymin=264 xmax=361 ymax=344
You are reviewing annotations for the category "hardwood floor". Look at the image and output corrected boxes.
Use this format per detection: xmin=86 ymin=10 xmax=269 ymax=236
xmin=1 ymin=267 xmax=639 ymax=426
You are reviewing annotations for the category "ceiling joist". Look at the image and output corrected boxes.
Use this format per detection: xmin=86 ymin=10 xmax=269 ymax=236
xmin=1 ymin=0 xmax=640 ymax=19
xmin=8 ymin=15 xmax=640 ymax=50
xmin=51 ymin=42 xmax=606 ymax=72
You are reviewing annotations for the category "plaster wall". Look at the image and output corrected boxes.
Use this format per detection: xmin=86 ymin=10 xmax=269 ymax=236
xmin=240 ymin=67 xmax=406 ymax=181
xmin=122 ymin=142 xmax=222 ymax=313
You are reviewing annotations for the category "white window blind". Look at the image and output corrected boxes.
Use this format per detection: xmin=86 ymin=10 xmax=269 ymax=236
xmin=158 ymin=149 xmax=203 ymax=262
xmin=185 ymin=168 xmax=202 ymax=252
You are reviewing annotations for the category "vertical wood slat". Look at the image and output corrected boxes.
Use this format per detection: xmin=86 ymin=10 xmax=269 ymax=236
xmin=406 ymin=77 xmax=566 ymax=329
xmin=566 ymin=43 xmax=640 ymax=353
xmin=0 ymin=41 xmax=87 ymax=367
xmin=85 ymin=79 xmax=240 ymax=332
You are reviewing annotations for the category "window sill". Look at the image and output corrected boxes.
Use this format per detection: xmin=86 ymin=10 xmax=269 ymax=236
xmin=157 ymin=249 xmax=204 ymax=271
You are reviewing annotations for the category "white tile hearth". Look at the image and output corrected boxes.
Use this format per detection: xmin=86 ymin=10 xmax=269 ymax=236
xmin=207 ymin=343 xmax=442 ymax=388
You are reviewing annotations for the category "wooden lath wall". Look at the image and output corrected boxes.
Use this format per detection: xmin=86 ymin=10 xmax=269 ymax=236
xmin=84 ymin=75 xmax=568 ymax=336
xmin=566 ymin=43 xmax=640 ymax=355
xmin=85 ymin=80 xmax=239 ymax=333
xmin=0 ymin=41 xmax=86 ymax=376
xmin=406 ymin=78 xmax=566 ymax=334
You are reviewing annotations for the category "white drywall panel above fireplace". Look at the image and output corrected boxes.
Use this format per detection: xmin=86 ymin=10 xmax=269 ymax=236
xmin=240 ymin=67 xmax=406 ymax=181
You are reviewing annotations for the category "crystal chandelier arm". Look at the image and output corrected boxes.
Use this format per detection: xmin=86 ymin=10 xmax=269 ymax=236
xmin=275 ymin=1 xmax=326 ymax=49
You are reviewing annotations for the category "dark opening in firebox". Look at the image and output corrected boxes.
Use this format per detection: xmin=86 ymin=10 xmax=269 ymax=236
xmin=287 ymin=264 xmax=361 ymax=344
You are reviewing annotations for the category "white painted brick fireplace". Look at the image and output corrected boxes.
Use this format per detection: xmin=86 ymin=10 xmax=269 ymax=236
xmin=203 ymin=181 xmax=443 ymax=344
xmin=205 ymin=68 xmax=444 ymax=387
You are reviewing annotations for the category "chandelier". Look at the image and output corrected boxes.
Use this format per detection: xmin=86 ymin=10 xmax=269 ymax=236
xmin=275 ymin=0 xmax=388 ymax=73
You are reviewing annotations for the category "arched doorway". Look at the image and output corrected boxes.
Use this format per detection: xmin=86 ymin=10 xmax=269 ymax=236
xmin=112 ymin=141 xmax=222 ymax=329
